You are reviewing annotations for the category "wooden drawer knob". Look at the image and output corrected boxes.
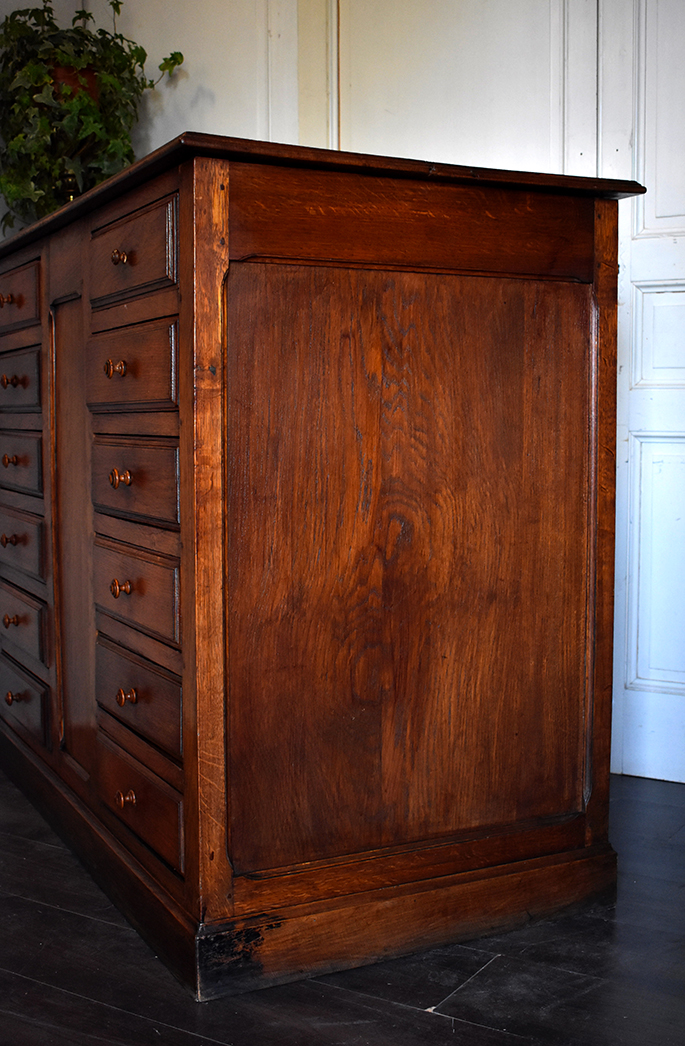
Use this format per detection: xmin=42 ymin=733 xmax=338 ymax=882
xmin=110 ymin=249 xmax=128 ymax=266
xmin=110 ymin=578 xmax=132 ymax=599
xmin=2 ymin=454 xmax=18 ymax=467
xmin=103 ymin=358 xmax=127 ymax=379
xmin=109 ymin=467 xmax=132 ymax=489
xmin=5 ymin=690 xmax=18 ymax=705
xmin=0 ymin=293 xmax=15 ymax=307
xmin=3 ymin=613 xmax=19 ymax=628
xmin=115 ymin=687 xmax=138 ymax=706
xmin=0 ymin=533 xmax=18 ymax=547
xmin=0 ymin=374 xmax=20 ymax=388
xmin=115 ymin=788 xmax=136 ymax=809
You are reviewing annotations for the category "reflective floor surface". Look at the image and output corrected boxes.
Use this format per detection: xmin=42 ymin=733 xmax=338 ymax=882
xmin=0 ymin=769 xmax=683 ymax=1045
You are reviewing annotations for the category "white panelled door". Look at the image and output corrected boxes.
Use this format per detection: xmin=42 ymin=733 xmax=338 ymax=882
xmin=602 ymin=0 xmax=685 ymax=782
xmin=337 ymin=0 xmax=598 ymax=175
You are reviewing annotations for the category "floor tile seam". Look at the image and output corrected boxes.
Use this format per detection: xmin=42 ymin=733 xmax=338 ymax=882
xmin=429 ymin=952 xmax=502 ymax=1011
xmin=442 ymin=949 xmax=610 ymax=998
xmin=306 ymin=976 xmax=450 ymax=1019
xmin=495 ymin=951 xmax=607 ymax=985
xmin=0 ymin=1006 xmax=135 ymax=1046
xmin=0 ymin=827 xmax=69 ymax=852
xmin=306 ymin=976 xmax=500 ymax=1025
xmin=307 ymin=978 xmax=538 ymax=1042
xmin=0 ymin=977 xmax=232 ymax=1046
xmin=426 ymin=1006 xmax=543 ymax=1044
xmin=438 ymin=940 xmax=506 ymax=960
xmin=0 ymin=889 xmax=134 ymax=929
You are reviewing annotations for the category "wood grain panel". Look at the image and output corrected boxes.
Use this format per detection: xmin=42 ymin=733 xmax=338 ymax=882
xmin=0 ymin=347 xmax=41 ymax=412
xmin=227 ymin=262 xmax=385 ymax=870
xmin=86 ymin=319 xmax=178 ymax=411
xmin=95 ymin=635 xmax=182 ymax=760
xmin=226 ymin=262 xmax=592 ymax=873
xmin=228 ymin=163 xmax=595 ymax=281
xmin=91 ymin=436 xmax=179 ymax=526
xmin=93 ymin=537 xmax=180 ymax=645
xmin=0 ymin=579 xmax=47 ymax=667
xmin=96 ymin=734 xmax=184 ymax=874
xmin=90 ymin=195 xmax=178 ymax=307
xmin=0 ymin=261 xmax=39 ymax=332
xmin=0 ymin=651 xmax=47 ymax=746
xmin=0 ymin=430 xmax=42 ymax=496
xmin=0 ymin=504 xmax=44 ymax=582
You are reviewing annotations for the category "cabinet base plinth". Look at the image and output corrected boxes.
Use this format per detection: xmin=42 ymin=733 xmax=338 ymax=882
xmin=1 ymin=726 xmax=616 ymax=1002
xmin=194 ymin=848 xmax=616 ymax=1000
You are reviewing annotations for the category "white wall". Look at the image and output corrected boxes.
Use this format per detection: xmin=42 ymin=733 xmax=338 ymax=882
xmin=338 ymin=0 xmax=588 ymax=172
xmin=85 ymin=0 xmax=299 ymax=154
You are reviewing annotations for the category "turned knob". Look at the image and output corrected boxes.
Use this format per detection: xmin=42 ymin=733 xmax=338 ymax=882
xmin=0 ymin=374 xmax=20 ymax=389
xmin=115 ymin=789 xmax=136 ymax=809
xmin=103 ymin=358 xmax=127 ymax=379
xmin=110 ymin=249 xmax=128 ymax=266
xmin=0 ymin=293 xmax=15 ymax=307
xmin=2 ymin=454 xmax=18 ymax=467
xmin=2 ymin=613 xmax=19 ymax=628
xmin=5 ymin=691 xmax=17 ymax=705
xmin=110 ymin=578 xmax=132 ymax=599
xmin=109 ymin=468 xmax=132 ymax=489
xmin=0 ymin=533 xmax=18 ymax=547
xmin=115 ymin=687 xmax=138 ymax=707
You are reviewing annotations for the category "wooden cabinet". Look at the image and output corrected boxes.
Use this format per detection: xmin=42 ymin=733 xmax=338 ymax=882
xmin=0 ymin=133 xmax=644 ymax=1000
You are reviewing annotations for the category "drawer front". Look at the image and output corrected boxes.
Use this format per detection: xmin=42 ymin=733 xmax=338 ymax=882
xmin=0 ymin=261 xmax=40 ymax=332
xmin=93 ymin=540 xmax=180 ymax=644
xmin=87 ymin=318 xmax=177 ymax=411
xmin=92 ymin=438 xmax=179 ymax=526
xmin=0 ymin=431 xmax=42 ymax=496
xmin=96 ymin=637 xmax=181 ymax=760
xmin=97 ymin=735 xmax=183 ymax=873
xmin=0 ymin=579 xmax=47 ymax=666
xmin=0 ymin=652 xmax=47 ymax=745
xmin=0 ymin=347 xmax=41 ymax=411
xmin=90 ymin=196 xmax=178 ymax=306
xmin=0 ymin=505 xmax=44 ymax=581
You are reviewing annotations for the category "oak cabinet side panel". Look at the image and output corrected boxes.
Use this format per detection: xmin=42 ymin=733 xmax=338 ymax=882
xmin=226 ymin=263 xmax=593 ymax=874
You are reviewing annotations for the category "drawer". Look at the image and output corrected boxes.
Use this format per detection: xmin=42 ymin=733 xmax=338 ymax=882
xmin=96 ymin=637 xmax=182 ymax=760
xmin=97 ymin=734 xmax=183 ymax=873
xmin=0 ymin=261 xmax=40 ymax=332
xmin=92 ymin=437 xmax=179 ymax=526
xmin=0 ymin=505 xmax=45 ymax=581
xmin=90 ymin=196 xmax=178 ymax=306
xmin=87 ymin=318 xmax=178 ymax=411
xmin=0 ymin=652 xmax=47 ymax=746
xmin=93 ymin=538 xmax=180 ymax=645
xmin=0 ymin=431 xmax=42 ymax=496
xmin=0 ymin=346 xmax=41 ymax=411
xmin=0 ymin=579 xmax=48 ymax=667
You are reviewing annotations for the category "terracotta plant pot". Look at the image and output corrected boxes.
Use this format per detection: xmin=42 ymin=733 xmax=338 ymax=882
xmin=51 ymin=65 xmax=99 ymax=103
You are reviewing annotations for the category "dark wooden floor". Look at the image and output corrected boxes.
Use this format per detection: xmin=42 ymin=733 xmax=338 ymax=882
xmin=0 ymin=769 xmax=683 ymax=1046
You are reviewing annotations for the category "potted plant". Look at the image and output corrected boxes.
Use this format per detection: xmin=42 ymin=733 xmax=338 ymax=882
xmin=0 ymin=0 xmax=183 ymax=231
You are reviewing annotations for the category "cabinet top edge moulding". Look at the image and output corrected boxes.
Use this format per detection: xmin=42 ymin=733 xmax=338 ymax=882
xmin=0 ymin=132 xmax=645 ymax=258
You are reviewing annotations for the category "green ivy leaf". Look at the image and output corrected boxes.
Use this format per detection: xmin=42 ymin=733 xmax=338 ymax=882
xmin=158 ymin=51 xmax=183 ymax=74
